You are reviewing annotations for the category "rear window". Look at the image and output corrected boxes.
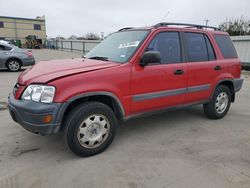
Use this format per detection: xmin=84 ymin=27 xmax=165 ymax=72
xmin=214 ymin=34 xmax=237 ymax=59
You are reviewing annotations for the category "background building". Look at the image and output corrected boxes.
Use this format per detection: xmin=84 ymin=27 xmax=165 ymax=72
xmin=0 ymin=15 xmax=46 ymax=47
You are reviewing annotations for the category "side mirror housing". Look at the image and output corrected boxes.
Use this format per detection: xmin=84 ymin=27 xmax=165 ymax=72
xmin=140 ymin=51 xmax=161 ymax=66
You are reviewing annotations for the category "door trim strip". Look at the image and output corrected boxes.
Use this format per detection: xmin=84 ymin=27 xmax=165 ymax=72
xmin=132 ymin=84 xmax=211 ymax=102
xmin=187 ymin=84 xmax=211 ymax=93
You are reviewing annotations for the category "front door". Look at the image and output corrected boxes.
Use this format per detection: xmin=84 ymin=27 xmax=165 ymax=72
xmin=0 ymin=45 xmax=6 ymax=67
xmin=130 ymin=31 xmax=187 ymax=113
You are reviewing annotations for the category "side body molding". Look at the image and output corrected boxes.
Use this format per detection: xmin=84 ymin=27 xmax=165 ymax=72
xmin=133 ymin=84 xmax=211 ymax=102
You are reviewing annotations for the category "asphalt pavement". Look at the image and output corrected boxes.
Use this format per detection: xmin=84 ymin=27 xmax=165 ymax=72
xmin=0 ymin=49 xmax=250 ymax=188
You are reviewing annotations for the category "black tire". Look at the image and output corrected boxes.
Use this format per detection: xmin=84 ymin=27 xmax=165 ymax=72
xmin=63 ymin=102 xmax=117 ymax=157
xmin=203 ymin=85 xmax=232 ymax=119
xmin=6 ymin=59 xmax=21 ymax=72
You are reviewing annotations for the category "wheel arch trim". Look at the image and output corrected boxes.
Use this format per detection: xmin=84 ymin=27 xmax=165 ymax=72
xmin=210 ymin=78 xmax=237 ymax=102
xmin=58 ymin=91 xmax=126 ymax=122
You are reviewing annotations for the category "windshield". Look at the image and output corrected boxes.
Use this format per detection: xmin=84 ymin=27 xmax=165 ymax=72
xmin=86 ymin=30 xmax=149 ymax=63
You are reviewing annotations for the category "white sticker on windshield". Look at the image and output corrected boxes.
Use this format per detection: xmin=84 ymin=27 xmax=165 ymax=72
xmin=118 ymin=41 xmax=140 ymax=49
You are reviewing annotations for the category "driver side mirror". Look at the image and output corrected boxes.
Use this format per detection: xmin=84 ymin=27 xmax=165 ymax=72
xmin=140 ymin=51 xmax=161 ymax=66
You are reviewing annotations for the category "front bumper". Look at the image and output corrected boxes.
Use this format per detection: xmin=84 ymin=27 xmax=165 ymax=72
xmin=8 ymin=93 xmax=65 ymax=135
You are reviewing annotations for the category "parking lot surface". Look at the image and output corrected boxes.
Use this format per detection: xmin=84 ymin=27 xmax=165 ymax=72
xmin=0 ymin=49 xmax=250 ymax=188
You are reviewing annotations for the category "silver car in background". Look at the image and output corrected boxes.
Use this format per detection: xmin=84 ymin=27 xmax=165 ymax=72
xmin=0 ymin=41 xmax=35 ymax=72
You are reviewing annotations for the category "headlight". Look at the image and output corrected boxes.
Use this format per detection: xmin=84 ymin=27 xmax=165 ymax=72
xmin=22 ymin=85 xmax=55 ymax=103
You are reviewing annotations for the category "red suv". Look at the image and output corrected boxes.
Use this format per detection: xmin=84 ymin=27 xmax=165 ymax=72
xmin=8 ymin=23 xmax=243 ymax=157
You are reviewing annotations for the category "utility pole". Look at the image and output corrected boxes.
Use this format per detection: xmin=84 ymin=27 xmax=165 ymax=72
xmin=204 ymin=19 xmax=209 ymax=26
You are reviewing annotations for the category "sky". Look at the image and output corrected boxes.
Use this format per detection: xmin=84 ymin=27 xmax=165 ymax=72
xmin=0 ymin=0 xmax=249 ymax=38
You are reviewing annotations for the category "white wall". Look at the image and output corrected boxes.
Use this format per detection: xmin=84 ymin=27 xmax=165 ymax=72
xmin=231 ymin=36 xmax=250 ymax=64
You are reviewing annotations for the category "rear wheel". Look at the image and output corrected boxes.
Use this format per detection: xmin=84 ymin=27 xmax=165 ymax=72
xmin=63 ymin=102 xmax=117 ymax=157
xmin=6 ymin=59 xmax=21 ymax=72
xmin=203 ymin=85 xmax=232 ymax=119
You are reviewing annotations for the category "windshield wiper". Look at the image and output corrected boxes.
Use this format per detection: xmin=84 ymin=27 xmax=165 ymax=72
xmin=88 ymin=56 xmax=109 ymax=61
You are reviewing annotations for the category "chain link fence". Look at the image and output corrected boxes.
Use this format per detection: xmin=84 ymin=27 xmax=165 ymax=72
xmin=45 ymin=39 xmax=101 ymax=55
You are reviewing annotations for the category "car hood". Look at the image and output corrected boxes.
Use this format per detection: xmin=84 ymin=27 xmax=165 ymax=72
xmin=18 ymin=58 xmax=120 ymax=85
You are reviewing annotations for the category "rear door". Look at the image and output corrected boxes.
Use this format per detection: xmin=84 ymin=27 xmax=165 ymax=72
xmin=184 ymin=32 xmax=222 ymax=103
xmin=131 ymin=31 xmax=187 ymax=113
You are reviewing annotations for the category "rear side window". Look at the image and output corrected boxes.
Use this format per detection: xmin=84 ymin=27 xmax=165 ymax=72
xmin=205 ymin=36 xmax=216 ymax=60
xmin=214 ymin=34 xmax=237 ymax=59
xmin=147 ymin=32 xmax=181 ymax=64
xmin=184 ymin=33 xmax=208 ymax=62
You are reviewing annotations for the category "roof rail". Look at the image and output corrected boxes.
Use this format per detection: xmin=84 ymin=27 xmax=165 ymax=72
xmin=154 ymin=22 xmax=220 ymax=31
xmin=118 ymin=27 xmax=134 ymax=32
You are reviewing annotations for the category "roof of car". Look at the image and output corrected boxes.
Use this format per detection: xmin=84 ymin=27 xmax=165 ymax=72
xmin=0 ymin=41 xmax=15 ymax=48
xmin=118 ymin=22 xmax=227 ymax=35
xmin=0 ymin=40 xmax=10 ymax=45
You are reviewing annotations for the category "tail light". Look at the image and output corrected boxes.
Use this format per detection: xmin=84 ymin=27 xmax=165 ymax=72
xmin=23 ymin=51 xmax=33 ymax=57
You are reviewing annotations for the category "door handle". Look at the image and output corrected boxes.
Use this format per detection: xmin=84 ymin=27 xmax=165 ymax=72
xmin=174 ymin=69 xmax=184 ymax=75
xmin=214 ymin=65 xmax=222 ymax=71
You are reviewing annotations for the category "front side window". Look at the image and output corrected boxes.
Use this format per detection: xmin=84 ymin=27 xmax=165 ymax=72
xmin=184 ymin=33 xmax=209 ymax=62
xmin=146 ymin=32 xmax=181 ymax=64
xmin=34 ymin=24 xmax=41 ymax=30
xmin=214 ymin=34 xmax=238 ymax=59
xmin=86 ymin=30 xmax=149 ymax=63
xmin=0 ymin=22 xmax=3 ymax=28
xmin=0 ymin=45 xmax=5 ymax=51
xmin=0 ymin=44 xmax=12 ymax=51
xmin=4 ymin=45 xmax=12 ymax=51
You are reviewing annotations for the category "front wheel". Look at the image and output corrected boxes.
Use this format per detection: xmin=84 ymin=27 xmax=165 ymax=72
xmin=203 ymin=85 xmax=232 ymax=119
xmin=6 ymin=59 xmax=21 ymax=72
xmin=63 ymin=102 xmax=117 ymax=157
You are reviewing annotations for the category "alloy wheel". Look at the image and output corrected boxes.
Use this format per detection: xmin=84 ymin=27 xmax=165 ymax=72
xmin=77 ymin=114 xmax=110 ymax=148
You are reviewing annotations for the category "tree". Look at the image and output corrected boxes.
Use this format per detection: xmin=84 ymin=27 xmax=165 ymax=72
xmin=219 ymin=17 xmax=250 ymax=36
xmin=76 ymin=37 xmax=85 ymax=40
xmin=55 ymin=36 xmax=65 ymax=40
xmin=84 ymin=32 xmax=100 ymax=40
xmin=68 ymin=35 xmax=78 ymax=40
